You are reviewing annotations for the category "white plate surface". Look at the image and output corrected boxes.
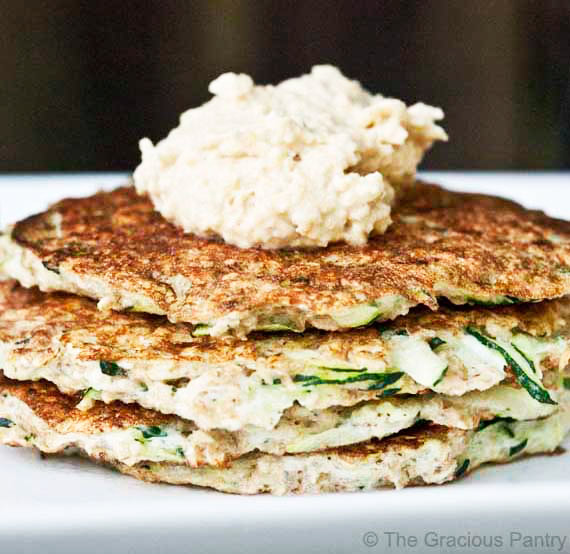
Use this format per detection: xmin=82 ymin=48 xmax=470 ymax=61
xmin=1 ymin=172 xmax=569 ymax=554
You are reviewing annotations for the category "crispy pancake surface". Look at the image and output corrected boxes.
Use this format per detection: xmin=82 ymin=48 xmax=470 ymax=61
xmin=2 ymin=181 xmax=570 ymax=336
xmin=0 ymin=373 xmax=174 ymax=434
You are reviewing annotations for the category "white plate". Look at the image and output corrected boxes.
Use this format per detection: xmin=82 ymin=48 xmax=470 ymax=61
xmin=1 ymin=172 xmax=570 ymax=554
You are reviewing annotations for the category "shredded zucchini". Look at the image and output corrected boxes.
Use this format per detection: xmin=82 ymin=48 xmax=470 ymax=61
xmin=331 ymin=304 xmax=381 ymax=328
xmin=433 ymin=366 xmax=448 ymax=387
xmin=192 ymin=324 xmax=212 ymax=337
xmin=0 ymin=418 xmax=14 ymax=428
xmin=100 ymin=360 xmax=127 ymax=377
xmin=465 ymin=327 xmax=556 ymax=405
xmin=509 ymin=438 xmax=528 ymax=457
xmin=428 ymin=337 xmax=446 ymax=351
xmin=455 ymin=459 xmax=470 ymax=477
xmin=293 ymin=371 xmax=403 ymax=390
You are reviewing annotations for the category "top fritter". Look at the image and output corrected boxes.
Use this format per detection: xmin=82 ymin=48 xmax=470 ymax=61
xmin=2 ymin=181 xmax=570 ymax=337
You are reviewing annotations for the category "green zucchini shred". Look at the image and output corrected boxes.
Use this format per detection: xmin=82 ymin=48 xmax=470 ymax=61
xmin=41 ymin=261 xmax=60 ymax=274
xmin=292 ymin=371 xmax=404 ymax=390
xmin=563 ymin=377 xmax=570 ymax=390
xmin=136 ymin=426 xmax=167 ymax=441
xmin=509 ymin=438 xmax=528 ymax=457
xmin=317 ymin=367 xmax=367 ymax=373
xmin=192 ymin=324 xmax=212 ymax=337
xmin=501 ymin=425 xmax=516 ymax=439
xmin=433 ymin=366 xmax=448 ymax=387
xmin=81 ymin=388 xmax=101 ymax=402
xmin=477 ymin=416 xmax=515 ymax=433
xmin=377 ymin=387 xmax=401 ymax=398
xmin=0 ymin=418 xmax=14 ymax=428
xmin=376 ymin=325 xmax=408 ymax=337
xmin=511 ymin=343 xmax=537 ymax=374
xmin=428 ymin=337 xmax=446 ymax=351
xmin=261 ymin=378 xmax=283 ymax=386
xmin=465 ymin=327 xmax=556 ymax=405
xmin=259 ymin=314 xmax=303 ymax=332
xmin=455 ymin=459 xmax=470 ymax=478
xmin=100 ymin=360 xmax=127 ymax=377
xmin=367 ymin=372 xmax=405 ymax=391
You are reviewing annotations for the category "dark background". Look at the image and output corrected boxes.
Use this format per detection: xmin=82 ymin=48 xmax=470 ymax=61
xmin=2 ymin=0 xmax=570 ymax=172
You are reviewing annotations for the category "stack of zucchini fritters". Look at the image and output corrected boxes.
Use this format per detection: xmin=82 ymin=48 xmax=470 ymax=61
xmin=1 ymin=181 xmax=570 ymax=494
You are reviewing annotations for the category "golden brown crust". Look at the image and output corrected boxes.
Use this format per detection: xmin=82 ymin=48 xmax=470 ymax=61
xmin=0 ymin=373 xmax=173 ymax=433
xmin=394 ymin=297 xmax=569 ymax=337
xmin=8 ymin=181 xmax=570 ymax=330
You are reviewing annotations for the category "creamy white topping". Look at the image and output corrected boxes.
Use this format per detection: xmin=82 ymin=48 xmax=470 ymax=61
xmin=134 ymin=65 xmax=447 ymax=249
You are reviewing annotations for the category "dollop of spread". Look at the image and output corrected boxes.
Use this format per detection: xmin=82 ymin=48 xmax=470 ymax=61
xmin=134 ymin=65 xmax=447 ymax=249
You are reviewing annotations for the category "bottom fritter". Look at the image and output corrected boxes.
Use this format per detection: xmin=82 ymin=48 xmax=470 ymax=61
xmin=116 ymin=411 xmax=570 ymax=494
xmin=1 ymin=375 xmax=569 ymax=494
xmin=3 ymin=410 xmax=569 ymax=495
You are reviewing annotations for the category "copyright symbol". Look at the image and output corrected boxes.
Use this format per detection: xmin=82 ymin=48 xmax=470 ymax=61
xmin=363 ymin=531 xmax=378 ymax=547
